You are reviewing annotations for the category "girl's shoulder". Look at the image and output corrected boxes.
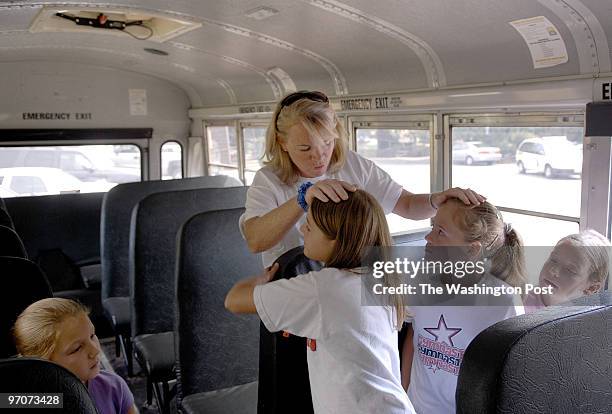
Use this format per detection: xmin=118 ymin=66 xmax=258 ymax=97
xmin=90 ymin=370 xmax=128 ymax=390
xmin=89 ymin=370 xmax=134 ymax=413
xmin=310 ymin=266 xmax=357 ymax=276
xmin=523 ymin=291 xmax=546 ymax=312
xmin=306 ymin=267 xmax=362 ymax=288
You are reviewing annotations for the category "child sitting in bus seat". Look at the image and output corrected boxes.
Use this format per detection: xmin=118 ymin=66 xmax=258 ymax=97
xmin=524 ymin=229 xmax=610 ymax=311
xmin=225 ymin=189 xmax=416 ymax=414
xmin=13 ymin=298 xmax=137 ymax=414
xmin=402 ymin=199 xmax=525 ymax=414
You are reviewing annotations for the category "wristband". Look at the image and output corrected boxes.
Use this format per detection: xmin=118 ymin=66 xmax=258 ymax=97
xmin=297 ymin=182 xmax=313 ymax=212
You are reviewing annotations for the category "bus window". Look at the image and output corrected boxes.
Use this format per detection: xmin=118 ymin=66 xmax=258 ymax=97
xmin=207 ymin=126 xmax=239 ymax=181
xmin=499 ymin=212 xmax=578 ymax=245
xmin=451 ymin=123 xmax=583 ymax=245
xmin=161 ymin=141 xmax=183 ymax=180
xmin=243 ymin=127 xmax=266 ymax=185
xmin=0 ymin=145 xmax=141 ymax=197
xmin=355 ymin=127 xmax=431 ymax=234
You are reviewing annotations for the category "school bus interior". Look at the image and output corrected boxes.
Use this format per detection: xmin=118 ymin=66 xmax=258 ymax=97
xmin=1 ymin=0 xmax=612 ymax=413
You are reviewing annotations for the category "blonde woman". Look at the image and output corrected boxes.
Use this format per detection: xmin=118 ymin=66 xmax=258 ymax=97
xmin=240 ymin=90 xmax=484 ymax=267
xmin=13 ymin=298 xmax=137 ymax=414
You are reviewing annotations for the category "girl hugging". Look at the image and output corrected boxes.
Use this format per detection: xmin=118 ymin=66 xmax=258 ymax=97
xmin=226 ymin=189 xmax=416 ymax=414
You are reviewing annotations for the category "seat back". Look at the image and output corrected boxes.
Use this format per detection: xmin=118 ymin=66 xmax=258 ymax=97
xmin=257 ymin=246 xmax=322 ymax=414
xmin=0 ymin=197 xmax=14 ymax=229
xmin=0 ymin=257 xmax=52 ymax=358
xmin=101 ymin=175 xmax=240 ymax=300
xmin=0 ymin=358 xmax=99 ymax=413
xmin=5 ymin=193 xmax=104 ymax=273
xmin=175 ymin=208 xmax=261 ymax=403
xmin=456 ymin=291 xmax=612 ymax=414
xmin=0 ymin=225 xmax=27 ymax=258
xmin=131 ymin=186 xmax=247 ymax=336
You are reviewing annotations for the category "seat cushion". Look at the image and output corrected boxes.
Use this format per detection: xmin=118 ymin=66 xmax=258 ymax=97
xmin=133 ymin=331 xmax=175 ymax=382
xmin=102 ymin=297 xmax=131 ymax=334
xmin=181 ymin=381 xmax=258 ymax=414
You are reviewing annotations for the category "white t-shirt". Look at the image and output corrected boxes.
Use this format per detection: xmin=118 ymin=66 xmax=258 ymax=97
xmin=406 ymin=275 xmax=524 ymax=414
xmin=240 ymin=150 xmax=403 ymax=267
xmin=254 ymin=267 xmax=416 ymax=414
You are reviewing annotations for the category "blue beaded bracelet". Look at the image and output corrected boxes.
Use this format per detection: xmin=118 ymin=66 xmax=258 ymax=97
xmin=297 ymin=181 xmax=313 ymax=212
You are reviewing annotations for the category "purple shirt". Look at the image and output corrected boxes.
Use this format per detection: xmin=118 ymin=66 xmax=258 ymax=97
xmin=87 ymin=370 xmax=134 ymax=414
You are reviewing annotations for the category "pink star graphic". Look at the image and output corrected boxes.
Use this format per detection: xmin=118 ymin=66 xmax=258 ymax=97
xmin=424 ymin=314 xmax=462 ymax=347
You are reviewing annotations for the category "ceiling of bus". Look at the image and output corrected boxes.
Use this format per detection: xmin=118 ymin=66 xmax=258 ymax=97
xmin=0 ymin=0 xmax=610 ymax=106
xmin=582 ymin=0 xmax=612 ymax=66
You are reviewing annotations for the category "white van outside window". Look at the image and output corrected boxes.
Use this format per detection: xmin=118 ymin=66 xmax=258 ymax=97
xmin=0 ymin=145 xmax=142 ymax=197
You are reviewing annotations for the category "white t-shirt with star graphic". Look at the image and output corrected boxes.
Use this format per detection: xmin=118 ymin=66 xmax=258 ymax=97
xmin=406 ymin=274 xmax=524 ymax=414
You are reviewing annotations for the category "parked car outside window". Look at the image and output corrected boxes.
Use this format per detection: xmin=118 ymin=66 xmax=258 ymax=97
xmin=515 ymin=136 xmax=582 ymax=178
xmin=452 ymin=141 xmax=502 ymax=165
xmin=0 ymin=147 xmax=140 ymax=184
xmin=0 ymin=167 xmax=113 ymax=197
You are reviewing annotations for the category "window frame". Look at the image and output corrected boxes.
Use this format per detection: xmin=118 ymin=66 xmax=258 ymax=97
xmin=199 ymin=109 xmax=611 ymax=244
xmin=445 ymin=112 xmax=593 ymax=234
xmin=348 ymin=114 xmax=436 ymax=238
xmin=0 ymin=141 xmax=148 ymax=196
xmin=240 ymin=121 xmax=269 ymax=185
xmin=160 ymin=140 xmax=184 ymax=180
xmin=204 ymin=121 xmax=241 ymax=181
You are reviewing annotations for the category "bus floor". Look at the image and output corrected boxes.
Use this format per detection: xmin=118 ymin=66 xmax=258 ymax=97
xmin=99 ymin=337 xmax=178 ymax=414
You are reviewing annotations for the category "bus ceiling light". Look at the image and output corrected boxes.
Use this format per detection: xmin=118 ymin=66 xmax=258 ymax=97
xmin=30 ymin=7 xmax=202 ymax=43
xmin=55 ymin=12 xmax=135 ymax=31
xmin=54 ymin=12 xmax=153 ymax=40
xmin=448 ymin=92 xmax=502 ymax=98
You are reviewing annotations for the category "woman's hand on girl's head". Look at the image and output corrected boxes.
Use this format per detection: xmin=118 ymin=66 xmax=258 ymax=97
xmin=432 ymin=187 xmax=485 ymax=209
xmin=305 ymin=179 xmax=357 ymax=205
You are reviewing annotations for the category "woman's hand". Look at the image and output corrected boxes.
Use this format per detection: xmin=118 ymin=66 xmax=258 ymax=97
xmin=305 ymin=179 xmax=357 ymax=205
xmin=431 ymin=187 xmax=485 ymax=209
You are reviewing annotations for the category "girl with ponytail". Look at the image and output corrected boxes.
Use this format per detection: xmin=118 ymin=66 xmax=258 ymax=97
xmin=401 ymin=199 xmax=525 ymax=414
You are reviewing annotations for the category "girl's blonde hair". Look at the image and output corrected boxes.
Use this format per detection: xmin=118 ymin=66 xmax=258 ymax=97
xmin=448 ymin=199 xmax=526 ymax=288
xmin=558 ymin=229 xmax=610 ymax=286
xmin=13 ymin=298 xmax=89 ymax=358
xmin=310 ymin=190 xmax=405 ymax=328
xmin=265 ymin=91 xmax=348 ymax=185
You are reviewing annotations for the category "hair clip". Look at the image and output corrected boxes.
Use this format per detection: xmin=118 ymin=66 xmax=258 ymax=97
xmin=484 ymin=233 xmax=500 ymax=251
